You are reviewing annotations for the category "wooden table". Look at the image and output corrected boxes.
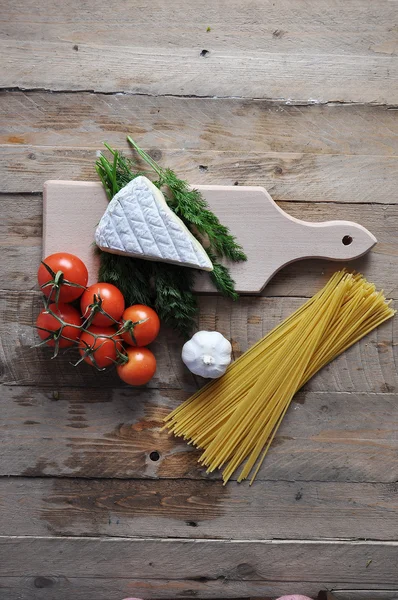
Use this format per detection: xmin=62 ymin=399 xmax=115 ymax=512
xmin=1 ymin=1 xmax=398 ymax=599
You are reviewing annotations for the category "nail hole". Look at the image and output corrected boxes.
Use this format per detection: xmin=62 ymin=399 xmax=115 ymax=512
xmin=199 ymin=165 xmax=208 ymax=172
xmin=200 ymin=49 xmax=210 ymax=57
xmin=186 ymin=521 xmax=198 ymax=527
xmin=342 ymin=235 xmax=353 ymax=246
xmin=149 ymin=451 xmax=160 ymax=461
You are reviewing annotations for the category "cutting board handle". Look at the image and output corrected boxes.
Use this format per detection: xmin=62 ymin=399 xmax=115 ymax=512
xmin=194 ymin=185 xmax=377 ymax=293
xmin=278 ymin=211 xmax=377 ymax=261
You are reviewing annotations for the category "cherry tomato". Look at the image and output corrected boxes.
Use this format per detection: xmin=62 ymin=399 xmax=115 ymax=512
xmin=80 ymin=283 xmax=125 ymax=327
xmin=36 ymin=303 xmax=82 ymax=348
xmin=38 ymin=253 xmax=88 ymax=303
xmin=79 ymin=326 xmax=122 ymax=369
xmin=121 ymin=305 xmax=160 ymax=347
xmin=117 ymin=347 xmax=156 ymax=386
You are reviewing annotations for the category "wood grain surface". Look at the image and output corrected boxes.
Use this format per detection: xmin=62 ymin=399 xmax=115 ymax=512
xmin=2 ymin=94 xmax=398 ymax=201
xmin=2 ymin=384 xmax=398 ymax=481
xmin=1 ymin=536 xmax=398 ymax=584
xmin=1 ymin=580 xmax=398 ymax=600
xmin=1 ymin=0 xmax=397 ymax=102
xmin=1 ymin=1 xmax=398 ymax=597
xmin=2 ymin=477 xmax=398 ymax=540
xmin=3 ymin=93 xmax=398 ymax=156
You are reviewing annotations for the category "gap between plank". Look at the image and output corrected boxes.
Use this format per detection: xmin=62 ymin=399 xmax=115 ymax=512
xmin=1 ymin=87 xmax=398 ymax=108
xmin=1 ymin=535 xmax=398 ymax=546
xmin=0 ymin=474 xmax=396 ymax=485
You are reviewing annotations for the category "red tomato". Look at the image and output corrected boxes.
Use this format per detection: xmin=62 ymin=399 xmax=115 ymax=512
xmin=121 ymin=305 xmax=160 ymax=347
xmin=36 ymin=303 xmax=82 ymax=348
xmin=38 ymin=253 xmax=88 ymax=303
xmin=81 ymin=283 xmax=125 ymax=327
xmin=117 ymin=347 xmax=156 ymax=386
xmin=79 ymin=326 xmax=122 ymax=369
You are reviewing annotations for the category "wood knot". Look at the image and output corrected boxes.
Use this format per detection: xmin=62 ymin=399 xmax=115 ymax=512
xmin=34 ymin=577 xmax=54 ymax=588
xmin=148 ymin=148 xmax=162 ymax=162
xmin=236 ymin=562 xmax=256 ymax=578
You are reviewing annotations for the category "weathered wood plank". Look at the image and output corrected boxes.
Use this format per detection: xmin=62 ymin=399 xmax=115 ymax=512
xmin=2 ymin=92 xmax=398 ymax=157
xmin=2 ymin=0 xmax=396 ymax=59
xmin=2 ymin=144 xmax=398 ymax=202
xmin=1 ymin=0 xmax=397 ymax=103
xmin=1 ymin=48 xmax=394 ymax=104
xmin=333 ymin=591 xmax=398 ymax=600
xmin=0 ymin=193 xmax=42 ymax=292
xmin=1 ymin=193 xmax=397 ymax=298
xmin=2 ymin=477 xmax=398 ymax=541
xmin=3 ymin=577 xmax=398 ymax=600
xmin=1 ymin=291 xmax=397 ymax=392
xmin=1 ymin=386 xmax=397 ymax=481
xmin=1 ymin=2 xmax=397 ymax=595
xmin=1 ymin=537 xmax=397 ymax=589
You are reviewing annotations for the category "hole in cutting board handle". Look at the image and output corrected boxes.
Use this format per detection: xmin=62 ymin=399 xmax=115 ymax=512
xmin=342 ymin=235 xmax=353 ymax=246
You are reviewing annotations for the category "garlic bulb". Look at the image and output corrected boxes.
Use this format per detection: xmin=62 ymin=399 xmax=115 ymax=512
xmin=182 ymin=331 xmax=232 ymax=379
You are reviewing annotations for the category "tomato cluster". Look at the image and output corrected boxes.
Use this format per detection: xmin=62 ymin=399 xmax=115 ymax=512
xmin=35 ymin=252 xmax=160 ymax=386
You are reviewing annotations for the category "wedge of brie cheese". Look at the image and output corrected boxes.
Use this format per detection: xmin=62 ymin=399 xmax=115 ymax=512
xmin=95 ymin=176 xmax=213 ymax=271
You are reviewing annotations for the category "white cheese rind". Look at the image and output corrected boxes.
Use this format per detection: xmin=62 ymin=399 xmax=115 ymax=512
xmin=95 ymin=176 xmax=213 ymax=271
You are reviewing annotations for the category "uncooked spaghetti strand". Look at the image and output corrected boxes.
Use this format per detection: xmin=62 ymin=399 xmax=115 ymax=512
xmin=164 ymin=271 xmax=346 ymax=425
xmin=190 ymin=274 xmax=348 ymax=462
xmin=303 ymin=297 xmax=394 ymax=386
xmin=230 ymin=280 xmax=349 ymax=482
xmin=164 ymin=271 xmax=395 ymax=484
xmin=201 ymin=276 xmax=348 ymax=471
xmin=247 ymin=399 xmax=291 ymax=485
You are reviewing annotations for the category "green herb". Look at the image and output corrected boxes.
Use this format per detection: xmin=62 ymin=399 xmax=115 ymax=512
xmin=207 ymin=250 xmax=239 ymax=301
xmin=151 ymin=262 xmax=198 ymax=337
xmin=206 ymin=26 xmax=211 ymax=32
xmin=98 ymin=252 xmax=153 ymax=306
xmin=95 ymin=137 xmax=247 ymax=335
xmin=127 ymin=137 xmax=246 ymax=265
xmin=96 ymin=143 xmax=145 ymax=199
xmin=98 ymin=252 xmax=197 ymax=337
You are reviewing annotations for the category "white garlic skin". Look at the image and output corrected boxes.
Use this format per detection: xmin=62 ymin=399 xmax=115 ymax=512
xmin=182 ymin=331 xmax=232 ymax=379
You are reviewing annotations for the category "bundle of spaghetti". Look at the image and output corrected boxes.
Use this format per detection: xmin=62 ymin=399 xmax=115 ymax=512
xmin=163 ymin=271 xmax=395 ymax=484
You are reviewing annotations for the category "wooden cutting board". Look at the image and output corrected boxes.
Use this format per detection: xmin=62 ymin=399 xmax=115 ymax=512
xmin=43 ymin=180 xmax=377 ymax=294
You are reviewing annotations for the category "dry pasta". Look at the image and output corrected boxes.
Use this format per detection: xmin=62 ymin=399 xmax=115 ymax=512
xmin=164 ymin=271 xmax=395 ymax=484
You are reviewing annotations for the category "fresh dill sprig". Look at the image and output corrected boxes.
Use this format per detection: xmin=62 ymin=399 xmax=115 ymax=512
xmin=95 ymin=138 xmax=246 ymax=335
xmin=96 ymin=142 xmax=146 ymax=200
xmin=98 ymin=252 xmax=153 ymax=306
xmin=127 ymin=137 xmax=247 ymax=263
xmin=150 ymin=262 xmax=197 ymax=337
xmin=207 ymin=250 xmax=239 ymax=301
